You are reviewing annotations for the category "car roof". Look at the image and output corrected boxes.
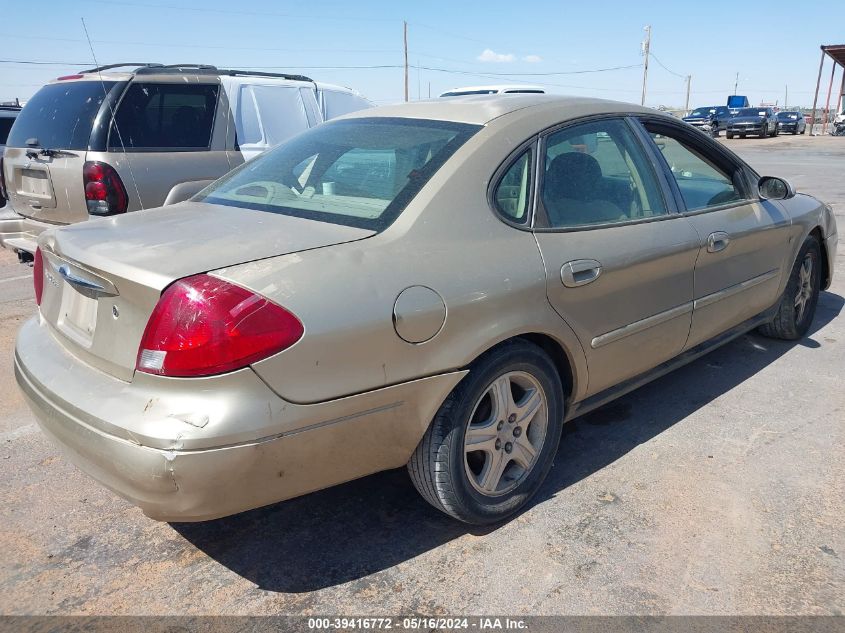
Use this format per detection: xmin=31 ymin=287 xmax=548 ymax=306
xmin=338 ymin=94 xmax=658 ymax=125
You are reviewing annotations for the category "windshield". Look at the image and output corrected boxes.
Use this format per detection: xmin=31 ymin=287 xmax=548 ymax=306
xmin=689 ymin=107 xmax=715 ymax=117
xmin=196 ymin=117 xmax=480 ymax=231
xmin=737 ymin=108 xmax=766 ymax=117
xmin=777 ymin=112 xmax=800 ymax=119
xmin=7 ymin=81 xmax=118 ymax=150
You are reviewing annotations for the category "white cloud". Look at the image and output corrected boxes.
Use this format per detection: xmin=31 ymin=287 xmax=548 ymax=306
xmin=522 ymin=55 xmax=543 ymax=63
xmin=477 ymin=48 xmax=515 ymax=63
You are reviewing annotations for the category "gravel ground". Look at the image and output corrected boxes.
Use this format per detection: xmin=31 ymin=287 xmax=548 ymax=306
xmin=0 ymin=133 xmax=842 ymax=616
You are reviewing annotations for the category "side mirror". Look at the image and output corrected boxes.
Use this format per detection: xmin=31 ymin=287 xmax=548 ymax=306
xmin=758 ymin=176 xmax=796 ymax=200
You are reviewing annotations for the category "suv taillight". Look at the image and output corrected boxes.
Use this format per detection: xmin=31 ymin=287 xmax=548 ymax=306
xmin=0 ymin=157 xmax=7 ymax=202
xmin=33 ymin=248 xmax=44 ymax=306
xmin=83 ymin=161 xmax=128 ymax=216
xmin=136 ymin=274 xmax=303 ymax=378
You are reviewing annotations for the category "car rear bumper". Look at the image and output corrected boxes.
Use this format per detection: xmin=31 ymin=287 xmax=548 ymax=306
xmin=0 ymin=207 xmax=50 ymax=255
xmin=15 ymin=317 xmax=465 ymax=521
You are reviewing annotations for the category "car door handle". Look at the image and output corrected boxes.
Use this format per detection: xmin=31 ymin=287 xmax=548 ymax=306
xmin=561 ymin=259 xmax=602 ymax=288
xmin=707 ymin=232 xmax=731 ymax=253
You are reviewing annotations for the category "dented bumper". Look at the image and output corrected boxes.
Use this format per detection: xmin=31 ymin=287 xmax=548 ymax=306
xmin=15 ymin=317 xmax=465 ymax=521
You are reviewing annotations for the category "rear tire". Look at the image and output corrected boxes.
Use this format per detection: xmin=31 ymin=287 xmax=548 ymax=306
xmin=407 ymin=340 xmax=564 ymax=525
xmin=758 ymin=235 xmax=821 ymax=340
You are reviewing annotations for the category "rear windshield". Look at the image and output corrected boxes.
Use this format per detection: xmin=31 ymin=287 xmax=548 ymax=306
xmin=6 ymin=81 xmax=117 ymax=150
xmin=110 ymin=82 xmax=219 ymax=150
xmin=196 ymin=117 xmax=480 ymax=231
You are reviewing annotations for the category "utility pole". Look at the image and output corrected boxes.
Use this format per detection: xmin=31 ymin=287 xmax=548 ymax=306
xmin=684 ymin=75 xmax=691 ymax=113
xmin=640 ymin=25 xmax=651 ymax=106
xmin=784 ymin=84 xmax=788 ymax=110
xmin=734 ymin=72 xmax=739 ymax=94
xmin=403 ymin=21 xmax=409 ymax=103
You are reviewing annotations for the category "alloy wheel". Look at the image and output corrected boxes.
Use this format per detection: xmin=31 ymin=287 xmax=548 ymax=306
xmin=794 ymin=254 xmax=814 ymax=325
xmin=463 ymin=371 xmax=548 ymax=496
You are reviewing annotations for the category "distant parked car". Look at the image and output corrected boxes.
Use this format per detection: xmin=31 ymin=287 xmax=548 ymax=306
xmin=0 ymin=104 xmax=22 ymax=207
xmin=776 ymin=111 xmax=807 ymax=135
xmin=726 ymin=107 xmax=778 ymax=139
xmin=0 ymin=63 xmax=372 ymax=260
xmin=683 ymin=105 xmax=731 ymax=136
xmin=440 ymin=85 xmax=545 ymax=97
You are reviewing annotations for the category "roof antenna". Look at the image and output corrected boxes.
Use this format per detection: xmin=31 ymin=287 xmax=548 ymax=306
xmin=81 ymin=17 xmax=145 ymax=211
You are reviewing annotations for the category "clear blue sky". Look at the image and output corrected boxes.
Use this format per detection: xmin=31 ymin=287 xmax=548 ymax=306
xmin=1 ymin=0 xmax=843 ymax=109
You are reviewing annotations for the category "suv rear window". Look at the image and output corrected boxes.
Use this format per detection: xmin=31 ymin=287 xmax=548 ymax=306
xmin=6 ymin=81 xmax=117 ymax=150
xmin=110 ymin=83 xmax=219 ymax=150
xmin=196 ymin=117 xmax=480 ymax=231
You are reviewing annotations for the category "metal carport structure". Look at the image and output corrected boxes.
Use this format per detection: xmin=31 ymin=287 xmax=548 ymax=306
xmin=809 ymin=44 xmax=845 ymax=135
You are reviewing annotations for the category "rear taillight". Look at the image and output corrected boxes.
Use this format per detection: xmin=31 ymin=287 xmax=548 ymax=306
xmin=0 ymin=157 xmax=7 ymax=202
xmin=33 ymin=248 xmax=44 ymax=306
xmin=136 ymin=274 xmax=303 ymax=378
xmin=83 ymin=161 xmax=128 ymax=216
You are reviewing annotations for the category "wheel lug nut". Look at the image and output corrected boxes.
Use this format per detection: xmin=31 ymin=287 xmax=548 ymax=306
xmin=497 ymin=421 xmax=504 ymax=431
xmin=495 ymin=439 xmax=502 ymax=450
xmin=508 ymin=414 xmax=516 ymax=423
xmin=505 ymin=442 xmax=513 ymax=453
xmin=513 ymin=426 xmax=522 ymax=437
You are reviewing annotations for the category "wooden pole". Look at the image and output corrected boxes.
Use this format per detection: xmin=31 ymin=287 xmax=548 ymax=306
xmin=784 ymin=85 xmax=788 ymax=110
xmin=403 ymin=21 xmax=409 ymax=103
xmin=822 ymin=58 xmax=836 ymax=135
xmin=809 ymin=48 xmax=825 ymax=135
xmin=640 ymin=25 xmax=651 ymax=106
xmin=685 ymin=75 xmax=691 ymax=113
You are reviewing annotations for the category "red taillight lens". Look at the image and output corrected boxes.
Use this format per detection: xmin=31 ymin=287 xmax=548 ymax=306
xmin=83 ymin=161 xmax=128 ymax=216
xmin=136 ymin=274 xmax=303 ymax=378
xmin=33 ymin=248 xmax=44 ymax=306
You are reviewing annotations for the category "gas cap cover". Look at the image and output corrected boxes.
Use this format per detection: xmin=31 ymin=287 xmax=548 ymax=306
xmin=392 ymin=285 xmax=446 ymax=344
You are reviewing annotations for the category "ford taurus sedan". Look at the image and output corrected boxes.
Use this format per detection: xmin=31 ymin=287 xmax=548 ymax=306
xmin=15 ymin=95 xmax=838 ymax=525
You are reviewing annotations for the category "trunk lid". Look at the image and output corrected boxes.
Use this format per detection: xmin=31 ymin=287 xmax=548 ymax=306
xmin=38 ymin=201 xmax=375 ymax=380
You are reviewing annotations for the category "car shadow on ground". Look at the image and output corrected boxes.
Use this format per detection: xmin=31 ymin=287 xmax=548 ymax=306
xmin=172 ymin=292 xmax=844 ymax=593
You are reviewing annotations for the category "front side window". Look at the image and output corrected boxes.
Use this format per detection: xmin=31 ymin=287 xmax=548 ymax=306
xmin=644 ymin=123 xmax=745 ymax=211
xmin=494 ymin=149 xmax=532 ymax=223
xmin=110 ymin=82 xmax=219 ymax=150
xmin=540 ymin=118 xmax=666 ymax=228
xmin=196 ymin=117 xmax=480 ymax=231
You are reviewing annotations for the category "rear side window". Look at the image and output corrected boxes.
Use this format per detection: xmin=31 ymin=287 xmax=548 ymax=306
xmin=110 ymin=83 xmax=218 ymax=150
xmin=541 ymin=119 xmax=667 ymax=228
xmin=7 ymin=81 xmax=118 ymax=150
xmin=494 ymin=149 xmax=532 ymax=223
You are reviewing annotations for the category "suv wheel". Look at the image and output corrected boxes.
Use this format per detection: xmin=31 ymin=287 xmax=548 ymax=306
xmin=407 ymin=340 xmax=564 ymax=524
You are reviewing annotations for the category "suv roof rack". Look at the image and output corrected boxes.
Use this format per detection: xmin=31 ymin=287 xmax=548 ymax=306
xmin=82 ymin=63 xmax=165 ymax=73
xmin=80 ymin=62 xmax=314 ymax=83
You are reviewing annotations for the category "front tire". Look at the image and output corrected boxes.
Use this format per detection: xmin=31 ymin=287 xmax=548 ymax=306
xmin=407 ymin=340 xmax=564 ymax=524
xmin=758 ymin=235 xmax=822 ymax=340
xmin=726 ymin=132 xmax=734 ymax=139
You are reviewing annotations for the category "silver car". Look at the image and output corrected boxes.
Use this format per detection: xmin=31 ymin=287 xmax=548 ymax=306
xmin=15 ymin=95 xmax=838 ymax=524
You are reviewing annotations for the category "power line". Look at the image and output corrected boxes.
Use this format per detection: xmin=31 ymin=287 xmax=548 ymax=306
xmin=649 ymin=52 xmax=685 ymax=79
